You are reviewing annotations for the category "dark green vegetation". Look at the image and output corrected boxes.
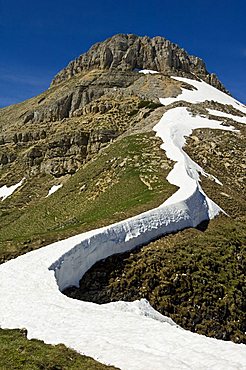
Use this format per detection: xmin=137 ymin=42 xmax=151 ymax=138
xmin=64 ymin=215 xmax=246 ymax=344
xmin=0 ymin=328 xmax=118 ymax=369
xmin=129 ymin=100 xmax=163 ymax=116
xmin=0 ymin=132 xmax=174 ymax=263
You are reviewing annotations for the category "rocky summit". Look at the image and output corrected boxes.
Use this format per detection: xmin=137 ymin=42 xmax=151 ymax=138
xmin=51 ymin=34 xmax=226 ymax=91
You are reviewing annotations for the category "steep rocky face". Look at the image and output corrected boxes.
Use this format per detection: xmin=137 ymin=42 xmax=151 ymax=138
xmin=51 ymin=34 xmax=227 ymax=92
xmin=23 ymin=70 xmax=140 ymax=125
xmin=0 ymin=124 xmax=123 ymax=177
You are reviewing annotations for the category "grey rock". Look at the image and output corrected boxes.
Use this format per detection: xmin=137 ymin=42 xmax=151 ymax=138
xmin=0 ymin=153 xmax=8 ymax=165
xmin=24 ymin=112 xmax=34 ymax=124
xmin=51 ymin=34 xmax=227 ymax=93
xmin=20 ymin=129 xmax=117 ymax=177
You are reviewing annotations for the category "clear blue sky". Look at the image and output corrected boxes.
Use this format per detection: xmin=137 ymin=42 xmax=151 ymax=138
xmin=0 ymin=0 xmax=245 ymax=107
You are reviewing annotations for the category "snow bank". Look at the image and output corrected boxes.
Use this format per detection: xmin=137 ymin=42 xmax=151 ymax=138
xmin=160 ymin=76 xmax=246 ymax=114
xmin=46 ymin=184 xmax=63 ymax=197
xmin=52 ymin=107 xmax=237 ymax=291
xmin=0 ymin=178 xmax=25 ymax=201
xmin=0 ymin=180 xmax=245 ymax=369
xmin=51 ymin=186 xmax=209 ymax=291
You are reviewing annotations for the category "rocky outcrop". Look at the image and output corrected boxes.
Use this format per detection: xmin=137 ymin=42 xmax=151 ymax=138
xmin=51 ymin=34 xmax=227 ymax=93
xmin=0 ymin=152 xmax=16 ymax=166
xmin=23 ymin=70 xmax=139 ymax=125
xmin=39 ymin=130 xmax=118 ymax=177
xmin=0 ymin=129 xmax=118 ymax=177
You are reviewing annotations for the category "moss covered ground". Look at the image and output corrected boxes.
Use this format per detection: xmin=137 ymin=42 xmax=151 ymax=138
xmin=0 ymin=329 xmax=118 ymax=369
xmin=0 ymin=132 xmax=174 ymax=263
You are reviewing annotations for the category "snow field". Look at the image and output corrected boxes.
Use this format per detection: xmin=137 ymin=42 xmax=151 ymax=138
xmin=160 ymin=76 xmax=246 ymax=115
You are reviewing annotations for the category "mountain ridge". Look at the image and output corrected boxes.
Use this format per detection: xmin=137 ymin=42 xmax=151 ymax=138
xmin=51 ymin=33 xmax=228 ymax=93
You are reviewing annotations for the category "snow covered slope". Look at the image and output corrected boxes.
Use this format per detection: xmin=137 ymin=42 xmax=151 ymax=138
xmin=0 ymin=77 xmax=245 ymax=370
xmin=0 ymin=178 xmax=25 ymax=201
xmin=160 ymin=76 xmax=246 ymax=114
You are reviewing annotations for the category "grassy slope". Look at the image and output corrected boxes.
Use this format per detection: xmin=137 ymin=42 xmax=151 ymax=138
xmin=1 ymin=91 xmax=245 ymax=366
xmin=0 ymin=132 xmax=175 ymax=262
xmin=0 ymin=329 xmax=118 ymax=370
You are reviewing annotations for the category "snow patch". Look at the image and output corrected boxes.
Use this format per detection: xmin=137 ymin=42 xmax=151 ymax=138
xmin=0 ymin=178 xmax=25 ymax=201
xmin=46 ymin=184 xmax=63 ymax=197
xmin=160 ymin=76 xmax=246 ymax=114
xmin=139 ymin=69 xmax=159 ymax=75
xmin=207 ymin=109 xmax=246 ymax=124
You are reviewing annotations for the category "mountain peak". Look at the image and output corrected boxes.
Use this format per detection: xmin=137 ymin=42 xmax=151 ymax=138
xmin=51 ymin=34 xmax=227 ymax=92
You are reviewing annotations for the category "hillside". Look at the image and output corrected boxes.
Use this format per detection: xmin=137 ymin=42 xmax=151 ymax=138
xmin=0 ymin=34 xmax=246 ymax=369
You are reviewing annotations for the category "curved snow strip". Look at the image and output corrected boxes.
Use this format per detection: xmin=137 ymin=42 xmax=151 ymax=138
xmin=46 ymin=184 xmax=63 ymax=197
xmin=154 ymin=107 xmax=237 ymax=216
xmin=0 ymin=189 xmax=245 ymax=370
xmin=51 ymin=188 xmax=209 ymax=291
xmin=0 ymin=178 xmax=25 ymax=201
xmin=207 ymin=108 xmax=246 ymax=124
xmin=1 ymin=105 xmax=245 ymax=369
xmin=51 ymin=108 xmax=237 ymax=291
xmin=160 ymin=76 xmax=246 ymax=114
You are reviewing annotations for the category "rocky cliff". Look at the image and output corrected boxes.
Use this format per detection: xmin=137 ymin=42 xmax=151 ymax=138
xmin=51 ymin=34 xmax=227 ymax=92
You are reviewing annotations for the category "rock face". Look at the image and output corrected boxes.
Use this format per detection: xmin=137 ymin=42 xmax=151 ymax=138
xmin=0 ymin=129 xmax=119 ymax=177
xmin=23 ymin=70 xmax=139 ymax=125
xmin=51 ymin=34 xmax=227 ymax=92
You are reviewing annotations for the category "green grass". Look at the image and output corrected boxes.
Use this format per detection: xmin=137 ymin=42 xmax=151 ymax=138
xmin=0 ymin=328 xmax=118 ymax=370
xmin=0 ymin=132 xmax=175 ymax=262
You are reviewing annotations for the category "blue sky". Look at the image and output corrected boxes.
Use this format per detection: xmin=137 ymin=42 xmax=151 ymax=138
xmin=0 ymin=0 xmax=245 ymax=107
